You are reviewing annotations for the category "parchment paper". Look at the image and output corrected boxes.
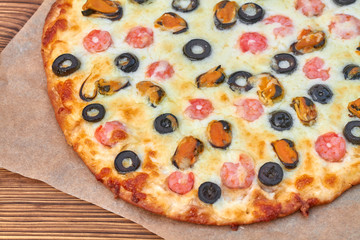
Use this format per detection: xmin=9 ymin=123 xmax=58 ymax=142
xmin=0 ymin=1 xmax=359 ymax=239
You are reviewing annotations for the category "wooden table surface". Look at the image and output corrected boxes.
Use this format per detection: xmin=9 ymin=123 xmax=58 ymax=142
xmin=0 ymin=1 xmax=162 ymax=239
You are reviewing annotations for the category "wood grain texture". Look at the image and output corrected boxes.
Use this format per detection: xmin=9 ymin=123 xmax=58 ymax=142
xmin=0 ymin=1 xmax=162 ymax=239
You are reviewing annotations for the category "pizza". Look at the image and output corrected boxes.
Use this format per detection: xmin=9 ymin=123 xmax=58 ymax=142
xmin=41 ymin=0 xmax=360 ymax=225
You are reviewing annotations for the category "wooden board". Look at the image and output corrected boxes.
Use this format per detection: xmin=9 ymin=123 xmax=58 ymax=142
xmin=0 ymin=1 xmax=162 ymax=239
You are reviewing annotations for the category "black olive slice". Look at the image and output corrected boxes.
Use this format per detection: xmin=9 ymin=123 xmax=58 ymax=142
xmin=115 ymin=53 xmax=139 ymax=73
xmin=82 ymin=103 xmax=106 ymax=122
xmin=270 ymin=53 xmax=297 ymax=74
xmin=183 ymin=39 xmax=212 ymax=61
xmin=258 ymin=162 xmax=283 ymax=186
xmin=227 ymin=71 xmax=253 ymax=93
xmin=271 ymin=139 xmax=299 ymax=169
xmin=198 ymin=182 xmax=221 ymax=204
xmin=114 ymin=151 xmax=141 ymax=174
xmin=269 ymin=111 xmax=293 ymax=131
xmin=79 ymin=76 xmax=98 ymax=102
xmin=343 ymin=64 xmax=360 ymax=80
xmin=52 ymin=54 xmax=81 ymax=77
xmin=344 ymin=121 xmax=360 ymax=145
xmin=308 ymin=84 xmax=333 ymax=104
xmin=238 ymin=2 xmax=264 ymax=24
xmin=154 ymin=113 xmax=178 ymax=134
xmin=214 ymin=1 xmax=238 ymax=30
xmin=333 ymin=0 xmax=356 ymax=5
xmin=172 ymin=0 xmax=199 ymax=13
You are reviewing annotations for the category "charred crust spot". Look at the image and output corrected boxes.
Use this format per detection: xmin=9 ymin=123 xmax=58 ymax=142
xmin=95 ymin=167 xmax=111 ymax=181
xmin=56 ymin=79 xmax=73 ymax=104
xmin=43 ymin=19 xmax=68 ymax=47
xmin=107 ymin=178 xmax=122 ymax=197
xmin=300 ymin=198 xmax=319 ymax=216
xmin=183 ymin=205 xmax=210 ymax=224
xmin=121 ymin=173 xmax=149 ymax=203
xmin=295 ymin=174 xmax=314 ymax=190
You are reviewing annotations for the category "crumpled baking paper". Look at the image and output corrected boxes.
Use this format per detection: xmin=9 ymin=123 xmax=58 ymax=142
xmin=0 ymin=1 xmax=359 ymax=239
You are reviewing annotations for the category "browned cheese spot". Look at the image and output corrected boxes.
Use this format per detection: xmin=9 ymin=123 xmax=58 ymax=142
xmin=295 ymin=174 xmax=314 ymax=190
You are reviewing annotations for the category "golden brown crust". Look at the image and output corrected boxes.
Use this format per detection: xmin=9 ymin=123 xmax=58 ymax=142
xmin=41 ymin=0 xmax=360 ymax=226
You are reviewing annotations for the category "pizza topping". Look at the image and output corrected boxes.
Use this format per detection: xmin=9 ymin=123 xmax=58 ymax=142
xmin=198 ymin=182 xmax=221 ymax=204
xmin=269 ymin=111 xmax=293 ymax=131
xmin=114 ymin=53 xmax=139 ymax=73
xmin=315 ymin=132 xmax=346 ymax=162
xmin=333 ymin=0 xmax=356 ymax=5
xmin=183 ymin=39 xmax=212 ymax=61
xmin=264 ymin=15 xmax=294 ymax=38
xmin=172 ymin=136 xmax=204 ymax=170
xmin=237 ymin=3 xmax=265 ymax=25
xmin=184 ymin=99 xmax=214 ymax=120
xmin=125 ymin=26 xmax=154 ymax=49
xmin=228 ymin=71 xmax=253 ymax=93
xmin=96 ymin=78 xmax=129 ymax=95
xmin=136 ymin=81 xmax=165 ymax=107
xmin=344 ymin=121 xmax=360 ymax=145
xmin=79 ymin=76 xmax=98 ymax=102
xmin=83 ymin=30 xmax=112 ymax=53
xmin=213 ymin=1 xmax=238 ymax=30
xmin=52 ymin=54 xmax=81 ymax=77
xmin=308 ymin=84 xmax=333 ymax=104
xmin=270 ymin=53 xmax=297 ymax=74
xmin=114 ymin=151 xmax=141 ymax=174
xmin=234 ymin=98 xmax=264 ymax=122
xmin=146 ymin=61 xmax=175 ymax=81
xmin=80 ymin=77 xmax=129 ymax=102
xmin=206 ymin=120 xmax=232 ymax=149
xmin=154 ymin=113 xmax=178 ymax=134
xmin=95 ymin=121 xmax=127 ymax=147
xmin=291 ymin=29 xmax=326 ymax=55
xmin=303 ymin=57 xmax=330 ymax=81
xmin=238 ymin=32 xmax=268 ymax=54
xmin=172 ymin=0 xmax=199 ymax=13
xmin=291 ymin=97 xmax=317 ymax=126
xmin=329 ymin=14 xmax=360 ymax=39
xmin=250 ymin=73 xmax=284 ymax=106
xmin=258 ymin=162 xmax=284 ymax=186
xmin=220 ymin=154 xmax=255 ymax=189
xmin=154 ymin=12 xmax=188 ymax=34
xmin=196 ymin=65 xmax=226 ymax=88
xmin=295 ymin=0 xmax=325 ymax=17
xmin=348 ymin=98 xmax=360 ymax=118
xmin=167 ymin=171 xmax=195 ymax=195
xmin=82 ymin=103 xmax=106 ymax=122
xmin=343 ymin=64 xmax=360 ymax=80
xmin=271 ymin=139 xmax=299 ymax=169
xmin=82 ymin=0 xmax=123 ymax=21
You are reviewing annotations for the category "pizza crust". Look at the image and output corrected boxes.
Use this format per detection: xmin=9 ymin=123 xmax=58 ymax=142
xmin=42 ymin=0 xmax=360 ymax=225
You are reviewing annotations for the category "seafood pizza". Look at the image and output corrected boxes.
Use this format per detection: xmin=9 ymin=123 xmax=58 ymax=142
xmin=41 ymin=0 xmax=360 ymax=225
